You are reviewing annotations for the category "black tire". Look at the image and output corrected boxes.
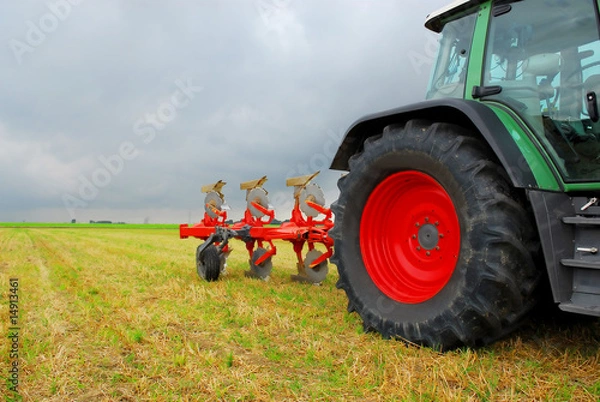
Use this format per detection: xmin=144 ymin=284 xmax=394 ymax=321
xmin=330 ymin=120 xmax=541 ymax=349
xmin=196 ymin=244 xmax=221 ymax=282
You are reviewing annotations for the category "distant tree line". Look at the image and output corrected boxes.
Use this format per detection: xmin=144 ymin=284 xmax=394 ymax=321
xmin=223 ymin=219 xmax=287 ymax=225
xmin=89 ymin=220 xmax=126 ymax=224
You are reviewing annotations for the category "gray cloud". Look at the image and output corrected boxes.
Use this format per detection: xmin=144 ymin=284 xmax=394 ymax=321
xmin=0 ymin=0 xmax=448 ymax=223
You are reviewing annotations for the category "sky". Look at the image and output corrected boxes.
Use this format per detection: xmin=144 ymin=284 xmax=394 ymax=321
xmin=0 ymin=0 xmax=449 ymax=223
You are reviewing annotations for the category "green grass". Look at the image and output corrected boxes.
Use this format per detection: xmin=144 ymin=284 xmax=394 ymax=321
xmin=0 ymin=227 xmax=599 ymax=401
xmin=0 ymin=222 xmax=179 ymax=229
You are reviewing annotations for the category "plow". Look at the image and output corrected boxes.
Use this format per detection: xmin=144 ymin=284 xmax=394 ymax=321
xmin=179 ymin=172 xmax=333 ymax=284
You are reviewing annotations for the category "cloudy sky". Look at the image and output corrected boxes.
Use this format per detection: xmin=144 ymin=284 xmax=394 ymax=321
xmin=0 ymin=0 xmax=448 ymax=223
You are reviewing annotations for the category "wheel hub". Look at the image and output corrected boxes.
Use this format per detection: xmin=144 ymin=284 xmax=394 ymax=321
xmin=417 ymin=223 xmax=439 ymax=250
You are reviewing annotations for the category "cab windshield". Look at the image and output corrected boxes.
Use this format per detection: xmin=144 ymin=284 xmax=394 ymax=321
xmin=427 ymin=13 xmax=477 ymax=100
xmin=483 ymin=0 xmax=600 ymax=182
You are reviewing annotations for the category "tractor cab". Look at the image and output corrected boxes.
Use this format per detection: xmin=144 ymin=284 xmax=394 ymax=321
xmin=427 ymin=0 xmax=600 ymax=182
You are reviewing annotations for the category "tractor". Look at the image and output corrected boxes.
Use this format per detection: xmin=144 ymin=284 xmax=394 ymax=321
xmin=329 ymin=0 xmax=600 ymax=349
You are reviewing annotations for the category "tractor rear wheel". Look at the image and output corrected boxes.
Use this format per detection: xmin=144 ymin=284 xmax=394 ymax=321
xmin=330 ymin=120 xmax=540 ymax=349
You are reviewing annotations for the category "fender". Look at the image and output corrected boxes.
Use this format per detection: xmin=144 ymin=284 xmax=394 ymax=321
xmin=330 ymin=98 xmax=540 ymax=189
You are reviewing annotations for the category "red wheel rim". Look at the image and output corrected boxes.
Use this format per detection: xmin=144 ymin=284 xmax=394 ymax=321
xmin=360 ymin=171 xmax=460 ymax=304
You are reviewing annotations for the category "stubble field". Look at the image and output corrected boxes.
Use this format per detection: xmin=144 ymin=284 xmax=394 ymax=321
xmin=1 ymin=227 xmax=600 ymax=401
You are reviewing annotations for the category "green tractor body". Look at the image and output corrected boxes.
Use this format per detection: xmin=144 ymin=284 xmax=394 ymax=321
xmin=330 ymin=0 xmax=600 ymax=349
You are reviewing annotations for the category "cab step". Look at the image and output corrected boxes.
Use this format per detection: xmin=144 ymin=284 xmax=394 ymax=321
xmin=563 ymin=216 xmax=600 ymax=225
xmin=559 ymin=294 xmax=600 ymax=316
xmin=560 ymin=259 xmax=600 ymax=270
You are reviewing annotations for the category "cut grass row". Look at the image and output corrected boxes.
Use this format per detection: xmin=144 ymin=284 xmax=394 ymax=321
xmin=1 ymin=227 xmax=600 ymax=401
xmin=0 ymin=223 xmax=179 ymax=229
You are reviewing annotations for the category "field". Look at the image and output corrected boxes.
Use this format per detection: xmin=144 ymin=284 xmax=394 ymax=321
xmin=1 ymin=227 xmax=600 ymax=401
xmin=0 ymin=223 xmax=179 ymax=229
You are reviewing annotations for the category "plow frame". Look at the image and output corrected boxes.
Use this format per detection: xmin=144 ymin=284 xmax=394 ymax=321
xmin=180 ymin=172 xmax=334 ymax=283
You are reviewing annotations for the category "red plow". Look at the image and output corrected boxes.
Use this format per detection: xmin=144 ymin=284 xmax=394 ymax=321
xmin=179 ymin=172 xmax=334 ymax=284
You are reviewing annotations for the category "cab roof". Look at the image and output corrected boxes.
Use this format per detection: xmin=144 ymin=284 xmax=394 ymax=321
xmin=425 ymin=0 xmax=487 ymax=32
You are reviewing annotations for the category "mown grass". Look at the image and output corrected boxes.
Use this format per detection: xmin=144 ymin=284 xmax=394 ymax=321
xmin=0 ymin=223 xmax=179 ymax=229
xmin=1 ymin=227 xmax=599 ymax=401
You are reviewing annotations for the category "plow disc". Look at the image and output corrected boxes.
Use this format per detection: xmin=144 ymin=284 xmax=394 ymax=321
xmin=248 ymin=247 xmax=274 ymax=280
xmin=246 ymin=187 xmax=270 ymax=219
xmin=180 ymin=172 xmax=334 ymax=284
xmin=204 ymin=191 xmax=225 ymax=219
xmin=303 ymin=249 xmax=329 ymax=283
xmin=299 ymin=183 xmax=326 ymax=218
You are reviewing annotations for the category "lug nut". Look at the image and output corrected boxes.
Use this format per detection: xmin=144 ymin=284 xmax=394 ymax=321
xmin=435 ymin=222 xmax=439 ymax=226
xmin=439 ymin=234 xmax=444 ymax=238
xmin=412 ymin=235 xmax=417 ymax=239
xmin=416 ymin=246 xmax=421 ymax=251
xmin=425 ymin=217 xmax=429 ymax=222
xmin=436 ymin=246 xmax=440 ymax=251
xmin=426 ymin=251 xmax=431 ymax=256
xmin=415 ymin=222 xmax=420 ymax=227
